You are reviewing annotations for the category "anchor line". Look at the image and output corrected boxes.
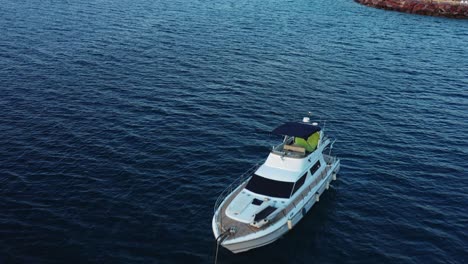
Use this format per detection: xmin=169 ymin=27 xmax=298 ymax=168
xmin=213 ymin=227 xmax=236 ymax=264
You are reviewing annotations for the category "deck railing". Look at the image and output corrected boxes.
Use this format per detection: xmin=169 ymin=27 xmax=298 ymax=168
xmin=213 ymin=162 xmax=261 ymax=229
xmin=214 ymin=155 xmax=340 ymax=236
xmin=269 ymin=161 xmax=336 ymax=226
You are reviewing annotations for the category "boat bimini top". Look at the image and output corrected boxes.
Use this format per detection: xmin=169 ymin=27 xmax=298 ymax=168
xmin=272 ymin=122 xmax=321 ymax=152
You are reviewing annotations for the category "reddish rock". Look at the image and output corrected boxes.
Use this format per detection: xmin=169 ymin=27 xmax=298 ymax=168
xmin=406 ymin=1 xmax=417 ymax=10
xmin=412 ymin=3 xmax=426 ymax=13
xmin=385 ymin=0 xmax=398 ymax=7
xmin=355 ymin=0 xmax=468 ymax=18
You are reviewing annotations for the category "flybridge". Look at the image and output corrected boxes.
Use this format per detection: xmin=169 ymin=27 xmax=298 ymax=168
xmin=271 ymin=119 xmax=323 ymax=155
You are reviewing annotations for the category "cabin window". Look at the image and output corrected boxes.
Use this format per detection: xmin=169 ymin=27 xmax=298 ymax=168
xmin=245 ymin=174 xmax=294 ymax=199
xmin=291 ymin=172 xmax=307 ymax=196
xmin=309 ymin=161 xmax=321 ymax=175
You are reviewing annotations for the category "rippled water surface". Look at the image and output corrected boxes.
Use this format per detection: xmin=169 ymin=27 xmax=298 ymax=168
xmin=1 ymin=0 xmax=467 ymax=263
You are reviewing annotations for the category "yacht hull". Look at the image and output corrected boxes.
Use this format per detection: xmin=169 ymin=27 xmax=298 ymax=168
xmin=213 ymin=159 xmax=340 ymax=253
xmin=215 ymin=220 xmax=290 ymax=253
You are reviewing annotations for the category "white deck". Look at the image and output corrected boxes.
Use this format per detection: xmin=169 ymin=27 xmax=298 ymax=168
xmin=216 ymin=162 xmax=335 ymax=241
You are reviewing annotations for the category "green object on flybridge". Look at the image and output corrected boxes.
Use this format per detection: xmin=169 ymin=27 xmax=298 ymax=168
xmin=294 ymin=132 xmax=320 ymax=152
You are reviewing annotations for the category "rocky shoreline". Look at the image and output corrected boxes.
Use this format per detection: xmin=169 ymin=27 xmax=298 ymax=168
xmin=355 ymin=0 xmax=468 ymax=18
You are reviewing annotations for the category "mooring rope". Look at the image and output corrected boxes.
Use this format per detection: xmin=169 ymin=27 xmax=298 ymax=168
xmin=213 ymin=227 xmax=237 ymax=264
xmin=213 ymin=231 xmax=230 ymax=264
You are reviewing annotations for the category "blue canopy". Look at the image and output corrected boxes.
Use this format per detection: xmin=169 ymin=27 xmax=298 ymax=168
xmin=272 ymin=122 xmax=321 ymax=138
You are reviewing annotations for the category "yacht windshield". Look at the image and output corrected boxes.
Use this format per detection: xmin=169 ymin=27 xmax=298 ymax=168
xmin=245 ymin=174 xmax=294 ymax=198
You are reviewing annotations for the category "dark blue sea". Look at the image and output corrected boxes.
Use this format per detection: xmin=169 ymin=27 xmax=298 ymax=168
xmin=1 ymin=0 xmax=467 ymax=263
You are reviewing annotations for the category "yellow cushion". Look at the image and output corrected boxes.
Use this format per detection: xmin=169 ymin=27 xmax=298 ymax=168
xmin=294 ymin=137 xmax=309 ymax=151
xmin=294 ymin=132 xmax=319 ymax=152
xmin=307 ymin=132 xmax=319 ymax=150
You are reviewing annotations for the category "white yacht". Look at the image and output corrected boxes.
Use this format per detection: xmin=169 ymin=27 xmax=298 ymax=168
xmin=212 ymin=117 xmax=341 ymax=253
